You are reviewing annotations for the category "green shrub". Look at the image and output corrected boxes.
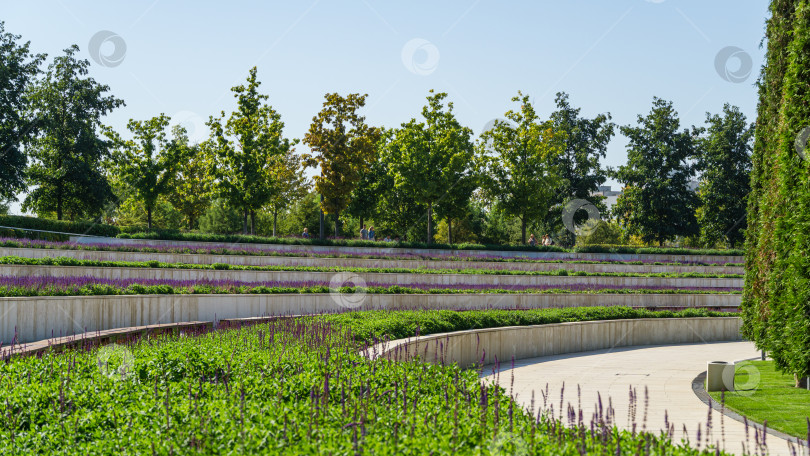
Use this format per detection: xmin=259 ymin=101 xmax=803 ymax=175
xmin=0 ymin=214 xmax=119 ymax=238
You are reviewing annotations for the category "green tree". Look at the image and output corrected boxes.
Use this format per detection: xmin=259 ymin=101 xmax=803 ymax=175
xmin=373 ymin=154 xmax=426 ymax=241
xmin=24 ymin=45 xmax=123 ymax=220
xmin=695 ymin=104 xmax=754 ymax=247
xmin=0 ymin=22 xmax=45 ymax=202
xmin=548 ymin=92 xmax=615 ymax=245
xmin=479 ymin=92 xmax=562 ymax=244
xmin=168 ymin=137 xmax=214 ymax=230
xmin=266 ymin=148 xmax=309 ymax=237
xmin=744 ymin=0 xmax=810 ymax=387
xmin=199 ymin=198 xmax=242 ymax=234
xmin=208 ymin=67 xmax=295 ymax=235
xmin=113 ymin=115 xmax=181 ymax=229
xmin=613 ymin=98 xmax=699 ymax=246
xmin=383 ymin=91 xmax=475 ymax=243
xmin=303 ymin=93 xmax=380 ymax=238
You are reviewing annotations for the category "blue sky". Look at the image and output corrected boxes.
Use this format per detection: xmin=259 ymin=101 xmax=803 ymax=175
xmin=2 ymin=0 xmax=768 ymax=215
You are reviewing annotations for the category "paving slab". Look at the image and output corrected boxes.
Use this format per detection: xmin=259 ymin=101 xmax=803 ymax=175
xmin=482 ymin=342 xmax=802 ymax=456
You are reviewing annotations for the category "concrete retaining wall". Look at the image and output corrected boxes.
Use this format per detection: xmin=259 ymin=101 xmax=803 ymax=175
xmin=0 ymin=293 xmax=742 ymax=344
xmin=0 ymin=247 xmax=745 ymax=275
xmin=70 ymin=236 xmax=743 ymax=264
xmin=1 ymin=264 xmax=744 ymax=289
xmin=374 ymin=317 xmax=743 ymax=368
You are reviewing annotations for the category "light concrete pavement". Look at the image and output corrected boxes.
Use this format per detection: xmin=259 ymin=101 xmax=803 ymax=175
xmin=482 ymin=342 xmax=801 ymax=456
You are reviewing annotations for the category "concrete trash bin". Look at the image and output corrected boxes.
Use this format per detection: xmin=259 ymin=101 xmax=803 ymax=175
xmin=706 ymin=361 xmax=735 ymax=392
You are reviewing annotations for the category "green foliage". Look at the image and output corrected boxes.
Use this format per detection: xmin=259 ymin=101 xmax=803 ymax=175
xmin=208 ymin=67 xmax=296 ymax=235
xmin=0 ymin=214 xmax=119 ymax=237
xmin=0 ymin=312 xmax=734 ymax=454
xmin=744 ymin=0 xmax=810 ymax=381
xmin=199 ymin=198 xmax=242 ymax=235
xmin=480 ymin=92 xmax=562 ymax=244
xmin=547 ymin=92 xmax=615 ymax=242
xmin=613 ymin=98 xmax=699 ymax=246
xmin=114 ymin=195 xmax=183 ymax=231
xmin=0 ymin=21 xmax=45 ymax=202
xmin=166 ymin=139 xmax=214 ymax=231
xmin=696 ymin=105 xmax=754 ymax=248
xmin=383 ymin=91 xmax=476 ymax=243
xmin=321 ymin=307 xmax=728 ymax=343
xmin=303 ymin=92 xmax=380 ymax=237
xmin=111 ymin=116 xmax=184 ymax=229
xmin=575 ymin=221 xmax=623 ymax=247
xmin=23 ymin=46 xmax=123 ymax=221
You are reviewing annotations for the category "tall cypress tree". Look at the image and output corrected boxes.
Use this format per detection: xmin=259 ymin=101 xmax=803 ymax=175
xmin=744 ymin=0 xmax=810 ymax=387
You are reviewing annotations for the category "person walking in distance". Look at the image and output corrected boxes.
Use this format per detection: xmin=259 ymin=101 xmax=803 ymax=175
xmin=368 ymin=226 xmax=376 ymax=241
xmin=360 ymin=225 xmax=368 ymax=240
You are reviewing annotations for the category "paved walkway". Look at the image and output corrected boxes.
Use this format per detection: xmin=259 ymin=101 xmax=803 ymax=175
xmin=482 ymin=342 xmax=801 ymax=456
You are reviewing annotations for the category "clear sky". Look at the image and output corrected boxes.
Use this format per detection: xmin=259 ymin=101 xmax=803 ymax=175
xmin=2 ymin=0 xmax=769 ymax=215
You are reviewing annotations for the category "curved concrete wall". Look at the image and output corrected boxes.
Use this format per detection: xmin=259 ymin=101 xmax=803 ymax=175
xmin=1 ymin=264 xmax=744 ymax=289
xmin=70 ymin=236 xmax=743 ymax=264
xmin=0 ymin=293 xmax=741 ymax=344
xmin=373 ymin=317 xmax=743 ymax=368
xmin=0 ymin=247 xmax=745 ymax=275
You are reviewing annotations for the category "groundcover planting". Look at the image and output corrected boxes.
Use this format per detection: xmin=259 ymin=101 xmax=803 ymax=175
xmin=0 ymin=309 xmax=733 ymax=455
xmin=0 ymin=256 xmax=744 ymax=279
xmin=0 ymin=238 xmax=743 ymax=267
xmin=0 ymin=276 xmax=742 ymax=297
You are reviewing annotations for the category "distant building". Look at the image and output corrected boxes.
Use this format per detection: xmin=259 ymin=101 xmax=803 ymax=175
xmin=591 ymin=181 xmax=700 ymax=214
xmin=591 ymin=185 xmax=622 ymax=212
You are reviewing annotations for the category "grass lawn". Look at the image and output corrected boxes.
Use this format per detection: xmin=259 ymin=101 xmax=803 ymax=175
xmin=709 ymin=361 xmax=810 ymax=438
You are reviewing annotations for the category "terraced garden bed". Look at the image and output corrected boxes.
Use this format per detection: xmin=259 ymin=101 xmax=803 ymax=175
xmin=0 ymin=275 xmax=742 ymax=297
xmin=0 ymin=308 xmax=737 ymax=455
xmin=1 ymin=238 xmax=744 ymax=266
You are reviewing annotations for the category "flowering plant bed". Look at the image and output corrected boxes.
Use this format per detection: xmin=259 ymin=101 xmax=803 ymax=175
xmin=0 ymin=255 xmax=744 ymax=279
xmin=0 ymin=275 xmax=742 ymax=297
xmin=0 ymin=309 xmax=737 ymax=454
xmin=0 ymin=238 xmax=745 ymax=267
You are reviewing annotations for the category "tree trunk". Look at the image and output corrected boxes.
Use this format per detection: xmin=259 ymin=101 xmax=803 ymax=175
xmin=56 ymin=184 xmax=63 ymax=221
xmin=359 ymin=216 xmax=364 ymax=236
xmin=242 ymin=209 xmax=248 ymax=235
xmin=319 ymin=195 xmax=325 ymax=240
xmin=427 ymin=204 xmax=433 ymax=244
xmin=147 ymin=206 xmax=153 ymax=230
xmin=334 ymin=211 xmax=340 ymax=238
xmin=250 ymin=210 xmax=256 ymax=236
xmin=521 ymin=217 xmax=527 ymax=245
xmin=797 ymin=374 xmax=809 ymax=389
xmin=188 ymin=215 xmax=195 ymax=231
xmin=447 ymin=218 xmax=453 ymax=245
xmin=273 ymin=209 xmax=278 ymax=237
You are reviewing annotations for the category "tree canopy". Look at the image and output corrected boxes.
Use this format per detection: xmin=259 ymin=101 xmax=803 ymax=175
xmin=382 ymin=91 xmax=475 ymax=243
xmin=23 ymin=45 xmax=123 ymax=220
xmin=613 ymin=97 xmax=699 ymax=246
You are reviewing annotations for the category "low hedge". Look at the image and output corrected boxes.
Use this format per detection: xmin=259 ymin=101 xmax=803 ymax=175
xmin=317 ymin=307 xmax=732 ymax=344
xmin=0 ymin=256 xmax=744 ymax=278
xmin=118 ymin=230 xmax=744 ymax=256
xmin=0 ymin=215 xmax=120 ymax=238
